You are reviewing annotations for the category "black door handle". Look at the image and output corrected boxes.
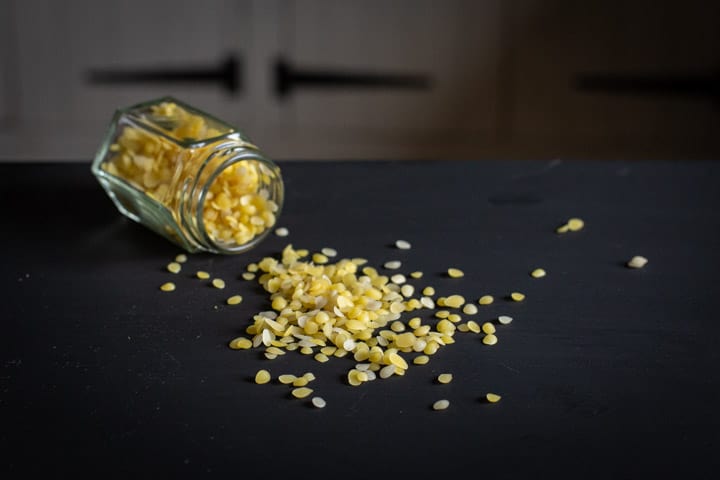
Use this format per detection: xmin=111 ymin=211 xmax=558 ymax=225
xmin=87 ymin=54 xmax=241 ymax=94
xmin=274 ymin=58 xmax=431 ymax=98
xmin=575 ymin=69 xmax=719 ymax=101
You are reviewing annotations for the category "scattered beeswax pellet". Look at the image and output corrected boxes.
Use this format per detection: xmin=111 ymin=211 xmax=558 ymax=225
xmin=292 ymin=377 xmax=309 ymax=387
xmin=175 ymin=254 xmax=188 ymax=263
xmin=486 ymin=393 xmax=502 ymax=403
xmin=433 ymin=399 xmax=450 ymax=411
xmin=321 ymin=247 xmax=337 ymax=257
xmin=437 ymin=373 xmax=453 ymax=384
xmin=229 ymin=337 xmax=252 ymax=349
xmin=254 ymin=369 xmax=271 ymax=384
xmin=379 ymin=365 xmax=396 ymax=379
xmin=212 ymin=278 xmax=226 ymax=289
xmin=241 ymin=272 xmax=256 ymax=280
xmin=483 ymin=334 xmax=498 ymax=346
xmin=510 ymin=292 xmax=525 ymax=301
xmin=413 ymin=355 xmax=429 ymax=365
xmin=246 ymin=263 xmax=258 ymax=272
xmin=384 ymin=260 xmax=402 ymax=270
xmin=348 ymin=369 xmax=363 ymax=386
xmin=391 ymin=321 xmax=406 ymax=333
xmin=420 ymin=296 xmax=435 ymax=309
xmin=395 ymin=240 xmax=412 ymax=250
xmin=498 ymin=315 xmax=513 ymax=325
xmin=312 ymin=253 xmax=329 ymax=264
xmin=410 ymin=271 xmax=423 ymax=279
xmin=556 ymin=224 xmax=570 ymax=234
xmin=462 ymin=304 xmax=478 ymax=315
xmin=567 ymin=218 xmax=584 ymax=231
xmin=291 ymin=387 xmax=313 ymax=398
xmin=311 ymin=396 xmax=326 ymax=408
xmin=391 ymin=274 xmax=406 ymax=284
xmin=196 ymin=271 xmax=210 ymax=279
xmin=478 ymin=295 xmax=494 ymax=305
xmin=627 ymin=255 xmax=648 ymax=269
xmin=422 ymin=286 xmax=435 ymax=296
xmin=395 ymin=332 xmax=416 ymax=348
xmin=226 ymin=295 xmax=243 ymax=305
xmin=445 ymin=295 xmax=465 ymax=308
xmin=278 ymin=374 xmax=297 ymax=384
xmin=482 ymin=322 xmax=496 ymax=335
xmin=160 ymin=282 xmax=176 ymax=292
xmin=275 ymin=227 xmax=289 ymax=237
xmin=388 ymin=351 xmax=408 ymax=370
xmin=314 ymin=353 xmax=329 ymax=363
xmin=531 ymin=268 xmax=546 ymax=278
xmin=447 ymin=268 xmax=464 ymax=278
xmin=167 ymin=262 xmax=181 ymax=274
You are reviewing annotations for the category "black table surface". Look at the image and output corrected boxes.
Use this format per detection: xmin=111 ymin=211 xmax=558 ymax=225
xmin=1 ymin=159 xmax=719 ymax=478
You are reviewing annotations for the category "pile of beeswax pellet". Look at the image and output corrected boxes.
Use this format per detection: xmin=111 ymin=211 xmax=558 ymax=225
xmin=102 ymin=101 xmax=278 ymax=246
xmin=227 ymin=244 xmax=515 ymax=386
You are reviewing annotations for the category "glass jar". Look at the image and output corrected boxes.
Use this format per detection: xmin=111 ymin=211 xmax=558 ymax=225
xmin=91 ymin=96 xmax=284 ymax=254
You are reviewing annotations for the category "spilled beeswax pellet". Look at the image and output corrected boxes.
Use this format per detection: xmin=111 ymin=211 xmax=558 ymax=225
xmin=226 ymin=295 xmax=243 ymax=305
xmin=478 ymin=295 xmax=494 ymax=305
xmin=531 ymin=268 xmax=546 ymax=278
xmin=229 ymin=337 xmax=252 ymax=349
xmin=447 ymin=268 xmax=464 ymax=278
xmin=278 ymin=374 xmax=297 ymax=384
xmin=160 ymin=282 xmax=176 ymax=292
xmin=291 ymin=387 xmax=313 ymax=398
xmin=433 ymin=399 xmax=450 ymax=411
xmin=483 ymin=334 xmax=498 ymax=346
xmin=437 ymin=373 xmax=453 ymax=384
xmin=254 ymin=369 xmax=271 ymax=384
xmin=627 ymin=255 xmax=648 ymax=269
xmin=567 ymin=218 xmax=584 ymax=231
xmin=486 ymin=393 xmax=501 ymax=403
xmin=510 ymin=292 xmax=525 ymax=302
xmin=498 ymin=315 xmax=513 ymax=325
xmin=395 ymin=240 xmax=412 ymax=250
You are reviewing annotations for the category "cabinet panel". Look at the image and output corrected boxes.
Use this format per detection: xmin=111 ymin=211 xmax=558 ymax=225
xmin=5 ymin=0 xmax=252 ymax=159
xmin=507 ymin=0 xmax=720 ymax=155
xmin=284 ymin=0 xmax=502 ymax=136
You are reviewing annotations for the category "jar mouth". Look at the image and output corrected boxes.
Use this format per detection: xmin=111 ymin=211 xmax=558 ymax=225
xmin=189 ymin=149 xmax=284 ymax=254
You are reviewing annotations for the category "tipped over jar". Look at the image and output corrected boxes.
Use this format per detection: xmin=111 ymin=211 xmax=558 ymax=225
xmin=91 ymin=97 xmax=284 ymax=254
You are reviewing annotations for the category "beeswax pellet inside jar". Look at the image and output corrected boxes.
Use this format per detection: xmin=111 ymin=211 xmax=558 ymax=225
xmin=98 ymin=100 xmax=281 ymax=252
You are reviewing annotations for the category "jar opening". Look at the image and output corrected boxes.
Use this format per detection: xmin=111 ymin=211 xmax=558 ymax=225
xmin=187 ymin=151 xmax=284 ymax=254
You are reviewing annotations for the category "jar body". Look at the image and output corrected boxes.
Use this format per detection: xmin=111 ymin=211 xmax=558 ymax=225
xmin=91 ymin=97 xmax=283 ymax=254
